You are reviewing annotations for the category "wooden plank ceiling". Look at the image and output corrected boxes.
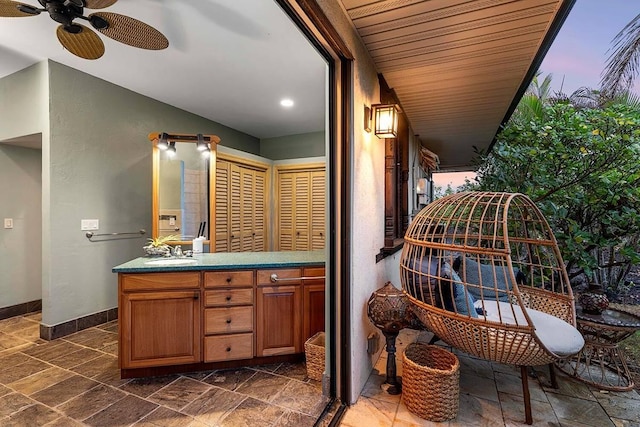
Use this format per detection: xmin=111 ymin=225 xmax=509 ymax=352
xmin=341 ymin=0 xmax=568 ymax=170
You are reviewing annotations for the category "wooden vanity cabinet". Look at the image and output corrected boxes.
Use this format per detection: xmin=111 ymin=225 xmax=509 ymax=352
xmin=302 ymin=267 xmax=326 ymax=346
xmin=119 ymin=272 xmax=202 ymax=369
xmin=203 ymin=271 xmax=254 ymax=362
xmin=118 ymin=263 xmax=324 ymax=376
xmin=256 ymin=269 xmax=303 ymax=356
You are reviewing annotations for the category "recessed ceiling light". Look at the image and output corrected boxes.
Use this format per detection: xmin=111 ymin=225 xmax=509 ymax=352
xmin=280 ymin=99 xmax=294 ymax=107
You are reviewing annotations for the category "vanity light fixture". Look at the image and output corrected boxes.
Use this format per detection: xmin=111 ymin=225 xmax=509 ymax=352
xmin=167 ymin=142 xmax=177 ymax=157
xmin=148 ymin=132 xmax=222 ymax=157
xmin=157 ymin=132 xmax=170 ymax=150
xmin=196 ymin=133 xmax=208 ymax=151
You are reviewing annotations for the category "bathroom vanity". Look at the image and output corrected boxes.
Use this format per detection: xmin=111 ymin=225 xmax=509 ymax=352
xmin=112 ymin=251 xmax=325 ymax=378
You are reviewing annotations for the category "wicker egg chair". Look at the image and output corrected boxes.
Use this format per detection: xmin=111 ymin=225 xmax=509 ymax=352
xmin=400 ymin=191 xmax=584 ymax=425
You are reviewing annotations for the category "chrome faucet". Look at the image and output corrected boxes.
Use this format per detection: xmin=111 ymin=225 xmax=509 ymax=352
xmin=173 ymin=245 xmax=183 ymax=258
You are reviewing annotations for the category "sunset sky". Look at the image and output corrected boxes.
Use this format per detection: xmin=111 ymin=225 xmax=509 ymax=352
xmin=434 ymin=2 xmax=639 ymax=187
xmin=539 ymin=0 xmax=638 ymax=95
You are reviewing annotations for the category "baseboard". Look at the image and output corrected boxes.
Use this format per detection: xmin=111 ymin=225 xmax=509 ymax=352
xmin=39 ymin=307 xmax=118 ymax=340
xmin=0 ymin=299 xmax=42 ymax=321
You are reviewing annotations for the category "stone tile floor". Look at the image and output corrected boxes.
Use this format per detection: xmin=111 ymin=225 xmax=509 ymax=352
xmin=340 ymin=329 xmax=640 ymax=427
xmin=0 ymin=312 xmax=328 ymax=426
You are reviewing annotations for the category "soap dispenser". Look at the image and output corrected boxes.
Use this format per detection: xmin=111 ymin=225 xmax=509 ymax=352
xmin=192 ymin=236 xmax=204 ymax=254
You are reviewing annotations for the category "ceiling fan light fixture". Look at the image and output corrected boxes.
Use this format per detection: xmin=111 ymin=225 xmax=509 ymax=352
xmin=89 ymin=13 xmax=108 ymax=29
xmin=64 ymin=23 xmax=83 ymax=33
xmin=16 ymin=4 xmax=41 ymax=15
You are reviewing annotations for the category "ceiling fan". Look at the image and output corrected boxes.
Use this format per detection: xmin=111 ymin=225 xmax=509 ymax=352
xmin=0 ymin=0 xmax=168 ymax=59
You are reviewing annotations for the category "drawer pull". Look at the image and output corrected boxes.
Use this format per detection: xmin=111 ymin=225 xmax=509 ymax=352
xmin=226 ymin=296 xmax=232 ymax=301
xmin=270 ymin=273 xmax=326 ymax=283
xmin=226 ymin=319 xmax=232 ymax=324
xmin=226 ymin=277 xmax=232 ymax=283
xmin=193 ymin=293 xmax=199 ymax=300
xmin=226 ymin=347 xmax=231 ymax=352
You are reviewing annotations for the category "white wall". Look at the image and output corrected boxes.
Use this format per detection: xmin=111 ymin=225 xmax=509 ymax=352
xmin=0 ymin=63 xmax=48 ymax=311
xmin=0 ymin=62 xmax=48 ymax=142
xmin=0 ymin=144 xmax=42 ymax=308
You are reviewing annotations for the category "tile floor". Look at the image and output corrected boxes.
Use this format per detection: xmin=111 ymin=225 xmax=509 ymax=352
xmin=0 ymin=312 xmax=328 ymax=426
xmin=340 ymin=329 xmax=640 ymax=427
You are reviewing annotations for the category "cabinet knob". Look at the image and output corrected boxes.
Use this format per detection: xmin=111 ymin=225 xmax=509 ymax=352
xmin=193 ymin=293 xmax=199 ymax=300
xmin=226 ymin=347 xmax=231 ymax=352
xmin=226 ymin=295 xmax=232 ymax=301
xmin=226 ymin=277 xmax=232 ymax=283
xmin=226 ymin=319 xmax=232 ymax=324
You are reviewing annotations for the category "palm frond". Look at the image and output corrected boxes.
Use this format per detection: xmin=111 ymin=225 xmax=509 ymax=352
xmin=601 ymin=13 xmax=640 ymax=97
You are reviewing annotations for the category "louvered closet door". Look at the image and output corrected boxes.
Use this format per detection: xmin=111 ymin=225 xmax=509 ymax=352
xmin=252 ymin=170 xmax=267 ymax=251
xmin=293 ymin=173 xmax=310 ymax=250
xmin=229 ymin=164 xmax=242 ymax=252
xmin=278 ymin=173 xmax=295 ymax=251
xmin=240 ymin=167 xmax=255 ymax=252
xmin=215 ymin=160 xmax=230 ymax=252
xmin=310 ymin=171 xmax=326 ymax=250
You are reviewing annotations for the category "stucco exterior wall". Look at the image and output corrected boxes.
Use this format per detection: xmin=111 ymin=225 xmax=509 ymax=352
xmin=316 ymin=0 xmax=403 ymax=404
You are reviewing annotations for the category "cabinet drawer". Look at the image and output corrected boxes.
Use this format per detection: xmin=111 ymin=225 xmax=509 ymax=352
xmin=204 ymin=271 xmax=254 ymax=288
xmin=204 ymin=306 xmax=253 ymax=334
xmin=302 ymin=267 xmax=325 ymax=284
xmin=204 ymin=333 xmax=253 ymax=362
xmin=204 ymin=289 xmax=253 ymax=307
xmin=257 ymin=269 xmax=301 ymax=286
xmin=121 ymin=272 xmax=200 ymax=292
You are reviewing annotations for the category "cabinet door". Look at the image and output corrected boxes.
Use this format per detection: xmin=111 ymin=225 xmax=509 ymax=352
xmin=120 ymin=290 xmax=201 ymax=369
xmin=303 ymin=267 xmax=325 ymax=346
xmin=303 ymin=283 xmax=325 ymax=344
xmin=256 ymin=285 xmax=302 ymax=356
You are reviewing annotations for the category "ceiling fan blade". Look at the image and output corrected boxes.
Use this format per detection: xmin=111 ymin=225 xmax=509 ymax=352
xmin=89 ymin=12 xmax=168 ymax=50
xmin=83 ymin=0 xmax=117 ymax=10
xmin=0 ymin=0 xmax=38 ymax=17
xmin=56 ymin=24 xmax=104 ymax=60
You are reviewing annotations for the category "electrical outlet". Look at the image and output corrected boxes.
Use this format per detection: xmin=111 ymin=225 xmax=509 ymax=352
xmin=81 ymin=219 xmax=99 ymax=231
xmin=3 ymin=218 xmax=13 ymax=229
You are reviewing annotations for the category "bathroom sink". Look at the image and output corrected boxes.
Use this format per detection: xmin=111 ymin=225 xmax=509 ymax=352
xmin=145 ymin=258 xmax=198 ymax=266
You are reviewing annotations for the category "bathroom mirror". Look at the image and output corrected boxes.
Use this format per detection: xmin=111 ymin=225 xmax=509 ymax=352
xmin=150 ymin=133 xmax=220 ymax=245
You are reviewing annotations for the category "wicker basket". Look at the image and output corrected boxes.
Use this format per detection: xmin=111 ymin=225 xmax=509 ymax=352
xmin=402 ymin=343 xmax=460 ymax=421
xmin=304 ymin=332 xmax=325 ymax=381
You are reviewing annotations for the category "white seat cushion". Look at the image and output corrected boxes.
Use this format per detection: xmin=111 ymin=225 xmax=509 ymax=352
xmin=475 ymin=300 xmax=584 ymax=357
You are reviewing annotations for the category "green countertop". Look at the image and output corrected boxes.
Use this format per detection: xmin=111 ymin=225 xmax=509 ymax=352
xmin=112 ymin=250 xmax=326 ymax=273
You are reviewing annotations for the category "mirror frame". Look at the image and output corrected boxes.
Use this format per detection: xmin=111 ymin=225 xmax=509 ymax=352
xmin=149 ymin=132 xmax=221 ymax=246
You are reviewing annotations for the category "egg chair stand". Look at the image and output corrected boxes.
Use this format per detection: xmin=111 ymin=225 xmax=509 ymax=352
xmin=400 ymin=192 xmax=585 ymax=425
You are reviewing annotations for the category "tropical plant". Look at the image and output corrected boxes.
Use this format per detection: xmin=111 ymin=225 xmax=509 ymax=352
xmin=600 ymin=13 xmax=640 ymax=98
xmin=464 ymin=103 xmax=640 ymax=294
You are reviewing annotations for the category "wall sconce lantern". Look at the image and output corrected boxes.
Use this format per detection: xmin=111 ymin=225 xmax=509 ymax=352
xmin=365 ymin=104 xmax=401 ymax=138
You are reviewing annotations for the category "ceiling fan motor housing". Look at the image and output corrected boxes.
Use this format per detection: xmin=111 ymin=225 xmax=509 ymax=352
xmin=43 ymin=0 xmax=83 ymax=26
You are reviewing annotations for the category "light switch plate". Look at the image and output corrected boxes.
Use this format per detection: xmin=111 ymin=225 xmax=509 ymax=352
xmin=81 ymin=219 xmax=99 ymax=231
xmin=3 ymin=218 xmax=13 ymax=229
